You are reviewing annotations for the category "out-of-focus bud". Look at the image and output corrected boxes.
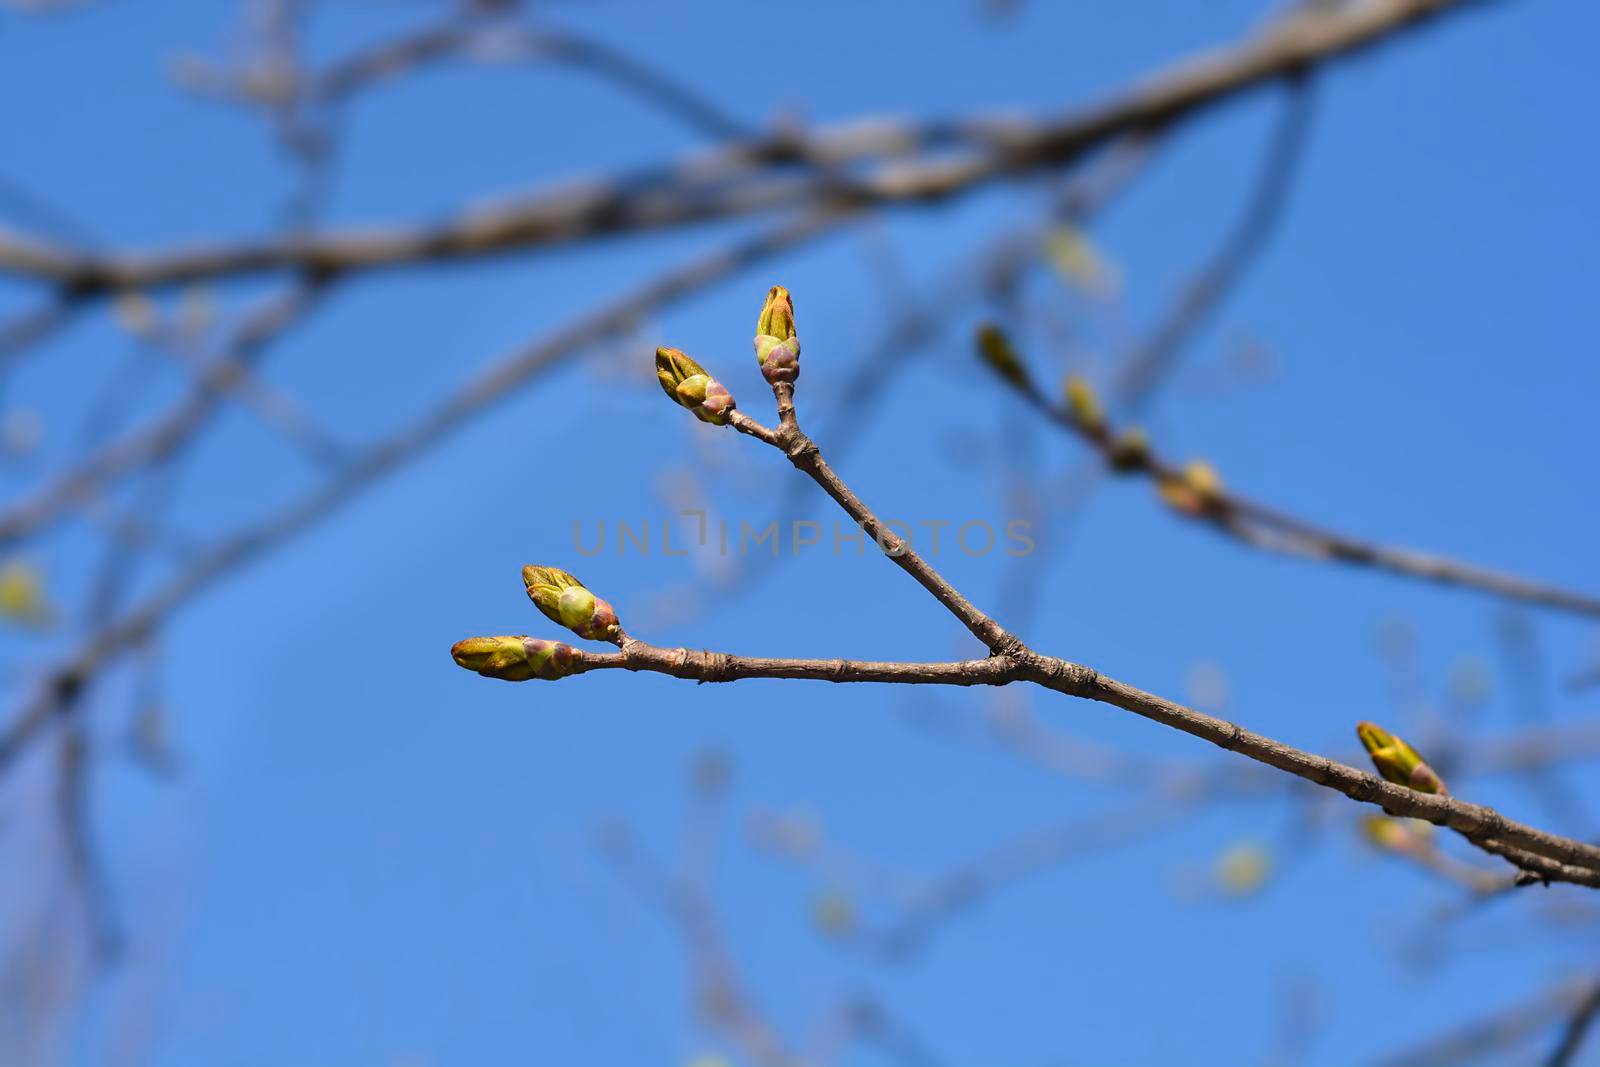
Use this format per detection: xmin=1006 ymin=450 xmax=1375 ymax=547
xmin=1107 ymin=428 xmax=1150 ymax=472
xmin=0 ymin=559 xmax=52 ymax=628
xmin=1362 ymin=815 xmax=1413 ymax=853
xmin=753 ymin=285 xmax=800 ymax=384
xmin=1064 ymin=374 xmax=1104 ymax=432
xmin=975 ymin=323 xmax=1034 ymax=394
xmin=450 ymin=635 xmax=581 ymax=681
xmin=1362 ymin=815 xmax=1435 ymax=854
xmin=1157 ymin=459 xmax=1224 ymax=516
xmin=522 ymin=565 xmax=621 ymax=642
xmin=656 ymin=347 xmax=737 ymax=425
xmin=1045 ymin=224 xmax=1116 ymax=296
xmin=810 ymin=889 xmax=857 ymax=939
xmin=113 ymin=291 xmax=159 ymax=337
xmin=1215 ymin=841 xmax=1272 ymax=897
xmin=1357 ymin=721 xmax=1447 ymax=795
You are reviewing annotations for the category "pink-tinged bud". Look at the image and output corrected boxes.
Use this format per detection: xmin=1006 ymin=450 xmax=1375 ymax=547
xmin=657 ymin=347 xmax=737 ymax=425
xmin=754 ymin=285 xmax=800 ymax=385
xmin=699 ymin=379 xmax=735 ymax=421
xmin=1408 ymin=761 xmax=1446 ymax=795
xmin=523 ymin=638 xmax=580 ymax=680
xmin=450 ymin=635 xmax=581 ymax=681
xmin=522 ymin=565 xmax=622 ymax=642
xmin=1356 ymin=721 xmax=1447 ymax=795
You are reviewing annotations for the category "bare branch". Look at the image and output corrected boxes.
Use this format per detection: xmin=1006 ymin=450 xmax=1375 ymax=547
xmin=0 ymin=211 xmax=847 ymax=775
xmin=998 ymin=369 xmax=1600 ymax=620
xmin=520 ymin=617 xmax=1600 ymax=888
xmin=1112 ymin=74 xmax=1315 ymax=414
xmin=493 ymin=330 xmax=1600 ymax=889
xmin=311 ymin=21 xmax=750 ymax=141
xmin=0 ymin=0 xmax=1487 ymax=294
xmin=0 ymin=281 xmax=329 ymax=550
xmin=1548 ymin=979 xmax=1600 ymax=1067
xmin=597 ymin=767 xmax=794 ymax=1067
xmin=1378 ymin=976 xmax=1600 ymax=1067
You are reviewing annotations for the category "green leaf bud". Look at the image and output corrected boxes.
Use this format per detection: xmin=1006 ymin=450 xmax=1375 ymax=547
xmin=657 ymin=347 xmax=737 ymax=424
xmin=753 ymin=285 xmax=800 ymax=384
xmin=1356 ymin=721 xmax=1447 ymax=795
xmin=450 ymin=635 xmax=581 ymax=681
xmin=522 ymin=565 xmax=621 ymax=642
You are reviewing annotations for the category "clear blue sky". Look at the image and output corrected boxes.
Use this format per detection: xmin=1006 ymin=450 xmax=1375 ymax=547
xmin=3 ymin=1 xmax=1599 ymax=1064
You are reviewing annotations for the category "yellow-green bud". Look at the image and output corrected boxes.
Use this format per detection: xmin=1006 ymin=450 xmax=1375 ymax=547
xmin=1064 ymin=375 xmax=1104 ymax=432
xmin=753 ymin=285 xmax=800 ymax=385
xmin=450 ymin=635 xmax=581 ymax=681
xmin=1356 ymin=721 xmax=1447 ymax=795
xmin=656 ymin=347 xmax=736 ymax=424
xmin=975 ymin=323 xmax=1033 ymax=394
xmin=522 ymin=565 xmax=621 ymax=642
xmin=556 ymin=585 xmax=596 ymax=630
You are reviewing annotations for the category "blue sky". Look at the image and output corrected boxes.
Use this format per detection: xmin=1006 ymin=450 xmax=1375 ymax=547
xmin=3 ymin=1 xmax=1599 ymax=1064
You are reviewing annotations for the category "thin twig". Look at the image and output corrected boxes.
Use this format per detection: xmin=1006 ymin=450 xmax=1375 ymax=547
xmin=532 ymin=367 xmax=1600 ymax=887
xmin=1004 ymin=375 xmax=1600 ymax=620
xmin=1112 ymin=75 xmax=1315 ymax=414
xmin=0 ymin=211 xmax=850 ymax=776
xmin=1548 ymin=979 xmax=1600 ymax=1067
xmin=500 ymin=609 xmax=1600 ymax=886
xmin=1376 ymin=976 xmax=1597 ymax=1067
xmin=0 ymin=281 xmax=330 ymax=550
xmin=597 ymin=771 xmax=794 ymax=1067
xmin=311 ymin=22 xmax=750 ymax=141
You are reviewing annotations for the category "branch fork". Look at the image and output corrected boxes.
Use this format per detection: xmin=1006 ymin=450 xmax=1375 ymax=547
xmin=452 ymin=286 xmax=1600 ymax=891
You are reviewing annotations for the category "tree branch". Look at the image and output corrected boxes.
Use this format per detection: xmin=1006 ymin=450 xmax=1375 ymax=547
xmin=1378 ymin=976 xmax=1600 ymax=1067
xmin=0 ymin=0 xmax=1488 ymax=294
xmin=0 ymin=211 xmax=847 ymax=776
xmin=582 ymin=645 xmax=1014 ymax=687
xmin=1548 ymin=979 xmax=1600 ymax=1067
xmin=310 ymin=21 xmax=750 ymax=141
xmin=0 ymin=281 xmax=329 ymax=550
xmin=498 ymin=319 xmax=1600 ymax=889
xmin=997 ymin=370 xmax=1600 ymax=620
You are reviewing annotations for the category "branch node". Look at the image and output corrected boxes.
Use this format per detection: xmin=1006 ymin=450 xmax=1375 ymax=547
xmin=697 ymin=649 xmax=734 ymax=683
